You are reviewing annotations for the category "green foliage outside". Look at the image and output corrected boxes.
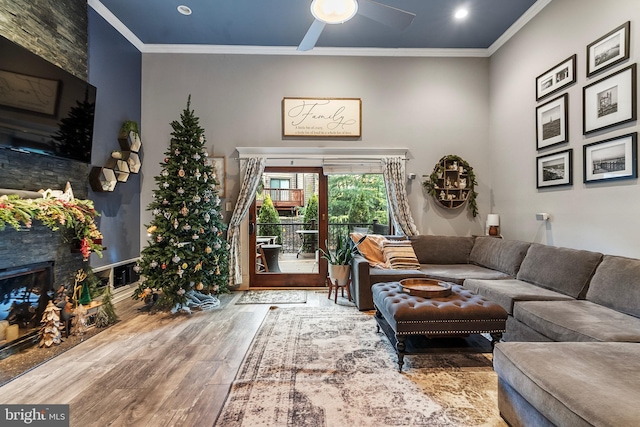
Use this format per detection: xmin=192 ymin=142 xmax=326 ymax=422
xmin=133 ymin=97 xmax=229 ymax=311
xmin=258 ymin=195 xmax=282 ymax=244
xmin=328 ymin=174 xmax=388 ymax=225
xmin=302 ymin=194 xmax=318 ymax=252
xmin=347 ymin=191 xmax=371 ymax=225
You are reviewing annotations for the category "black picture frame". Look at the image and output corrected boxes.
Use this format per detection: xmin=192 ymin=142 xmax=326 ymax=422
xmin=583 ymin=132 xmax=637 ymax=183
xmin=583 ymin=64 xmax=637 ymax=135
xmin=587 ymin=21 xmax=631 ymax=78
xmin=536 ymin=54 xmax=577 ymax=101
xmin=536 ymin=93 xmax=568 ymax=150
xmin=536 ymin=149 xmax=573 ymax=189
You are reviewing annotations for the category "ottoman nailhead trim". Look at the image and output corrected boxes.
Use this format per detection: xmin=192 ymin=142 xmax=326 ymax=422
xmin=396 ymin=328 xmax=506 ymax=336
xmin=397 ymin=318 xmax=506 ymax=324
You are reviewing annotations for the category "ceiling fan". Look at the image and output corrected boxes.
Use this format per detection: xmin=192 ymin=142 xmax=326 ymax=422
xmin=298 ymin=0 xmax=416 ymax=51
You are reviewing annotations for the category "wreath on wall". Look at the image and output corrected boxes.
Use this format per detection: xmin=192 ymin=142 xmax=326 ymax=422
xmin=422 ymin=154 xmax=479 ymax=217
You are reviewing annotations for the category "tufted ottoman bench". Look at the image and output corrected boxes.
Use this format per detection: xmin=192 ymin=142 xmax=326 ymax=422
xmin=372 ymin=282 xmax=507 ymax=371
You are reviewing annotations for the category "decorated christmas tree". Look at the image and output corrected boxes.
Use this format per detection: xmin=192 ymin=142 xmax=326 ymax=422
xmin=133 ymin=97 xmax=229 ymax=313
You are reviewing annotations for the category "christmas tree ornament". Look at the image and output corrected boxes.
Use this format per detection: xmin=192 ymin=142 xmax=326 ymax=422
xmin=199 ymin=227 xmax=205 ymax=234
xmin=192 ymin=234 xmax=199 ymax=240
xmin=178 ymin=168 xmax=186 ymax=177
xmin=164 ymin=212 xmax=171 ymax=219
xmin=181 ymin=204 xmax=188 ymax=216
xmin=165 ymin=157 xmax=170 ymax=163
xmin=177 ymin=288 xmax=185 ymax=296
xmin=194 ymin=153 xmax=201 ymax=160
xmin=175 ymin=148 xmax=181 ymax=155
xmin=205 ymin=246 xmax=212 ymax=254
xmin=204 ymin=213 xmax=210 ymax=222
xmin=133 ymin=265 xmax=142 ymax=273
xmin=172 ymin=255 xmax=181 ymax=263
xmin=214 ymin=242 xmax=221 ymax=250
xmin=147 ymin=225 xmax=157 ymax=234
xmin=178 ymin=187 xmax=185 ymax=195
xmin=174 ymin=218 xmax=179 ymax=229
xmin=193 ymin=195 xmax=201 ymax=203
xmin=153 ymin=209 xmax=160 ymax=215
xmin=199 ymin=135 xmax=204 ymax=143
xmin=203 ymin=173 xmax=208 ymax=183
xmin=177 ymin=267 xmax=184 ymax=278
xmin=182 ymin=262 xmax=188 ymax=269
xmin=194 ymin=262 xmax=203 ymax=272
xmin=162 ymin=199 xmax=169 ymax=205
xmin=196 ymin=282 xmax=204 ymax=291
xmin=195 ymin=169 xmax=201 ymax=180
xmin=163 ymin=182 xmax=170 ymax=188
xmin=150 ymin=261 xmax=158 ymax=268
xmin=212 ymin=225 xmax=218 ymax=233
xmin=162 ymin=170 xmax=169 ymax=177
xmin=157 ymin=235 xmax=163 ymax=242
xmin=161 ymin=263 xmax=167 ymax=269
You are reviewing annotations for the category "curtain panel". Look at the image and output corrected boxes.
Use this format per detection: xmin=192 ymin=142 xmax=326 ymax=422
xmin=382 ymin=156 xmax=418 ymax=236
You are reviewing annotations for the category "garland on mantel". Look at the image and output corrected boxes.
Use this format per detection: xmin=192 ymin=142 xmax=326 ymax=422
xmin=0 ymin=194 xmax=103 ymax=260
xmin=422 ymin=154 xmax=479 ymax=217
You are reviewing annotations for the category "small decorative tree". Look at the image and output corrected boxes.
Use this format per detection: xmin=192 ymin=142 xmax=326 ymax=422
xmin=257 ymin=195 xmax=282 ymax=244
xmin=95 ymin=285 xmax=118 ymax=328
xmin=39 ymin=301 xmax=62 ymax=348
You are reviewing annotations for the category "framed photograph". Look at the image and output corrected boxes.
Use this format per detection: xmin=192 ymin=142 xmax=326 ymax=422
xmin=536 ymin=93 xmax=568 ymax=150
xmin=583 ymin=63 xmax=636 ymax=134
xmin=536 ymin=149 xmax=573 ymax=188
xmin=536 ymin=55 xmax=577 ymax=101
xmin=206 ymin=156 xmax=226 ymax=197
xmin=282 ymin=97 xmax=361 ymax=137
xmin=583 ymin=132 xmax=637 ymax=183
xmin=587 ymin=21 xmax=630 ymax=78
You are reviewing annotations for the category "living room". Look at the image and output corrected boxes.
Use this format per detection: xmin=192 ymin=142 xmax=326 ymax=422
xmin=1 ymin=0 xmax=639 ymax=425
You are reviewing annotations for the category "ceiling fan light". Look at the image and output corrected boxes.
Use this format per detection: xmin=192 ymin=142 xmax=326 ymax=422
xmin=311 ymin=0 xmax=358 ymax=25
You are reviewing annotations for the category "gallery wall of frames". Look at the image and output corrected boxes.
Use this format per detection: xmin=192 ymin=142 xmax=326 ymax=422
xmin=535 ymin=21 xmax=637 ymax=189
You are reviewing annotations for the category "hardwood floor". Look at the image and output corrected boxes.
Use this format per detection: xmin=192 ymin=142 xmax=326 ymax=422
xmin=0 ymin=289 xmax=343 ymax=427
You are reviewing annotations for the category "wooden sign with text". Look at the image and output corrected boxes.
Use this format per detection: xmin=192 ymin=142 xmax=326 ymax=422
xmin=282 ymin=98 xmax=361 ymax=137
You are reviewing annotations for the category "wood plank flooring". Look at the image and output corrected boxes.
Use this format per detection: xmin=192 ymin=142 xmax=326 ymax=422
xmin=0 ymin=289 xmax=341 ymax=427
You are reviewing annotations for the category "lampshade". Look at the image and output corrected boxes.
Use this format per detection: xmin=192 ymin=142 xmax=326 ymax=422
xmin=311 ymin=0 xmax=359 ymax=24
xmin=487 ymin=214 xmax=500 ymax=226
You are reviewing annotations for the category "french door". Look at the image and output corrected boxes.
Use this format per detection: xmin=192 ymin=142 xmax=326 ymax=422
xmin=249 ymin=166 xmax=328 ymax=287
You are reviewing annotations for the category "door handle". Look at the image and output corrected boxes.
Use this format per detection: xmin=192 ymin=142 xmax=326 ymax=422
xmin=249 ymin=222 xmax=255 ymax=235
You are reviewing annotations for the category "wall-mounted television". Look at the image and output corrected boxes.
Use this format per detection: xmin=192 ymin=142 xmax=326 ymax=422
xmin=0 ymin=35 xmax=96 ymax=164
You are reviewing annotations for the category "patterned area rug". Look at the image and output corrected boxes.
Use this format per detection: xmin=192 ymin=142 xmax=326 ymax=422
xmin=216 ymin=307 xmax=505 ymax=426
xmin=235 ymin=290 xmax=307 ymax=304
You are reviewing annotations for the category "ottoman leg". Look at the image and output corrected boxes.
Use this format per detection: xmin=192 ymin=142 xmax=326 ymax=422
xmin=396 ymin=335 xmax=406 ymax=372
xmin=490 ymin=332 xmax=503 ymax=348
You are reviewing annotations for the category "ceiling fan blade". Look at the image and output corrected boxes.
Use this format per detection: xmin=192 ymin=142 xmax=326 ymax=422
xmin=357 ymin=0 xmax=416 ymax=30
xmin=298 ymin=19 xmax=326 ymax=51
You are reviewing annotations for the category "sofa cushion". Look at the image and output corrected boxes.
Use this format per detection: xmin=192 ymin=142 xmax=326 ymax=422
xmin=382 ymin=240 xmax=421 ymax=269
xmin=516 ymin=244 xmax=602 ymax=298
xmin=469 ymin=237 xmax=530 ymax=277
xmin=463 ymin=279 xmax=573 ymax=314
xmin=514 ymin=300 xmax=640 ymax=342
xmin=350 ymin=232 xmax=388 ymax=268
xmin=409 ymin=235 xmax=475 ymax=264
xmin=494 ymin=342 xmax=640 ymax=427
xmin=420 ymin=265 xmax=511 ymax=285
xmin=586 ymin=255 xmax=640 ymax=318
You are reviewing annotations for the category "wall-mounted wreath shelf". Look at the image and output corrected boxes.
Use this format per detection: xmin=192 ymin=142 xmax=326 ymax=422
xmin=423 ymin=154 xmax=478 ymax=217
xmin=90 ymin=121 xmax=142 ymax=192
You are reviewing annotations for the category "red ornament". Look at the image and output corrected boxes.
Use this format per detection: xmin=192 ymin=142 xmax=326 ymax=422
xmin=165 ymin=157 xmax=170 ymax=163
xmin=161 ymin=263 xmax=167 ymax=270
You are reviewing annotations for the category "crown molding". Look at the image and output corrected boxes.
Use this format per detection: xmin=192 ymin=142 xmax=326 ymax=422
xmin=88 ymin=0 xmax=144 ymax=51
xmin=141 ymin=44 xmax=488 ymax=57
xmin=488 ymin=0 xmax=553 ymax=56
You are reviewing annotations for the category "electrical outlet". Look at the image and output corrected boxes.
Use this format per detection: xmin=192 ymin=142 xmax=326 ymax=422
xmin=226 ymin=202 xmax=233 ymax=212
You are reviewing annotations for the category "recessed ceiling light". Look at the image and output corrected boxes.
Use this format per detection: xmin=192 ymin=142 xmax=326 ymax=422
xmin=177 ymin=5 xmax=192 ymax=16
xmin=454 ymin=8 xmax=469 ymax=20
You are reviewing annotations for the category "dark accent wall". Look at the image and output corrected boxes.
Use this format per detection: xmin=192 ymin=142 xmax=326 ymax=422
xmin=88 ymin=8 xmax=142 ymax=267
xmin=0 ymin=0 xmax=88 ymax=80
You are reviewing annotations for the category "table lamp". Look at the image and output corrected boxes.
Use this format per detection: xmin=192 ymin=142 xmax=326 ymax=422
xmin=487 ymin=214 xmax=500 ymax=236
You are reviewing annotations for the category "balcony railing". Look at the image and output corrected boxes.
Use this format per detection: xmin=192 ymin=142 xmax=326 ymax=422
xmin=256 ymin=188 xmax=304 ymax=210
xmin=257 ymin=221 xmax=388 ymax=254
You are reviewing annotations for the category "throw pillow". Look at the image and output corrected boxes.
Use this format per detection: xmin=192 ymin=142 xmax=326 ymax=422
xmin=350 ymin=232 xmax=387 ymax=268
xmin=382 ymin=240 xmax=421 ymax=270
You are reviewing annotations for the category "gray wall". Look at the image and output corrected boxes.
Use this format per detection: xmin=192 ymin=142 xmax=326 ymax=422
xmin=88 ymin=8 xmax=142 ymax=267
xmin=490 ymin=0 xmax=640 ymax=257
xmin=140 ymin=54 xmax=491 ymax=248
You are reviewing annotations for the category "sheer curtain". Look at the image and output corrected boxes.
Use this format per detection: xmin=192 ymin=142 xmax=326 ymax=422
xmin=382 ymin=156 xmax=418 ymax=236
xmin=226 ymin=157 xmax=266 ymax=287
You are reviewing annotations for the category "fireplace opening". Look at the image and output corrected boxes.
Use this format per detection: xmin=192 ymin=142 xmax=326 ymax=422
xmin=0 ymin=261 xmax=54 ymax=356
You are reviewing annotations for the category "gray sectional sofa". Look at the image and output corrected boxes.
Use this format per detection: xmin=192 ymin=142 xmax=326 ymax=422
xmin=351 ymin=234 xmax=640 ymax=426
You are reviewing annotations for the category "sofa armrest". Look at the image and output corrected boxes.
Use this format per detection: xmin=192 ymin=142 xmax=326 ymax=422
xmin=350 ymin=255 xmax=372 ymax=311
